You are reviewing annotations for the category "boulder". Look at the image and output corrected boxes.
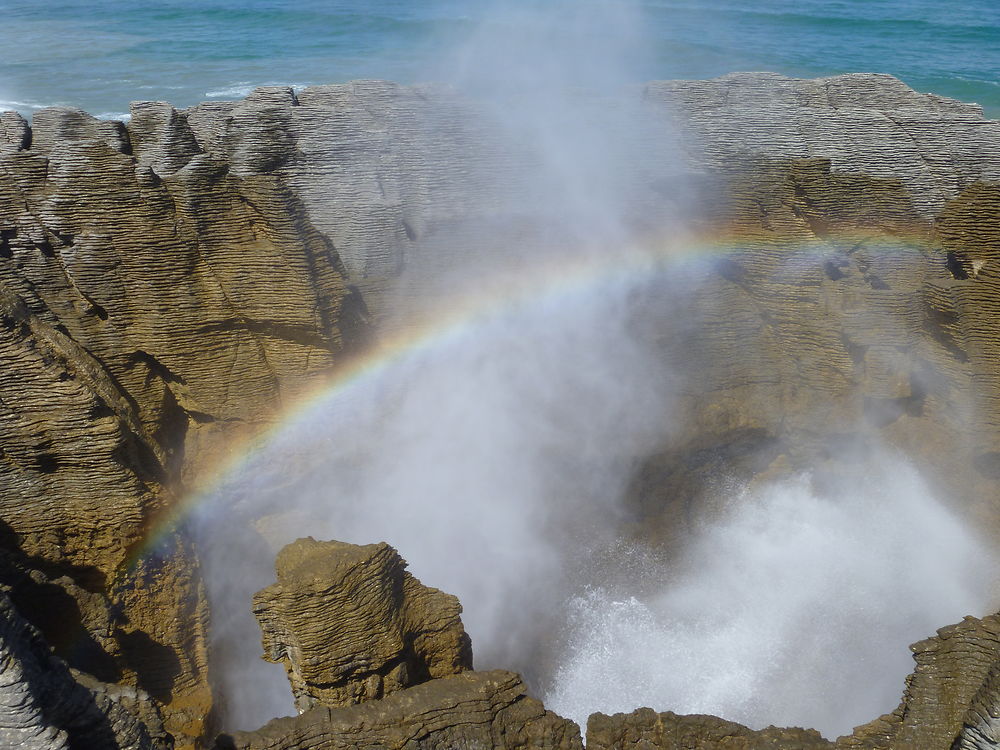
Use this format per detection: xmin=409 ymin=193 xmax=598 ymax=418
xmin=252 ymin=538 xmax=472 ymax=711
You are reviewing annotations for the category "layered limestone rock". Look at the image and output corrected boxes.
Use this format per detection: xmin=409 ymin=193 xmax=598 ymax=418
xmin=217 ymin=670 xmax=582 ymax=750
xmin=586 ymin=709 xmax=832 ymax=750
xmin=235 ymin=536 xmax=1000 ymax=750
xmin=0 ymin=94 xmax=364 ymax=744
xmin=252 ymin=538 xmax=472 ymax=711
xmin=176 ymin=73 xmax=1000 ymax=532
xmin=1 ymin=72 xmax=999 ymax=748
xmin=225 ymin=537 xmax=577 ymax=750
xmin=838 ymin=612 xmax=1000 ymax=750
xmin=0 ymin=588 xmax=169 ymax=749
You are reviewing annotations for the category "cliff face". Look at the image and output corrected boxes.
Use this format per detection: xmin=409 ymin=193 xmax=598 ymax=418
xmin=0 ymin=72 xmax=998 ymax=747
xmin=0 ymin=99 xmax=365 ymax=745
xmin=0 ymin=589 xmax=169 ymax=749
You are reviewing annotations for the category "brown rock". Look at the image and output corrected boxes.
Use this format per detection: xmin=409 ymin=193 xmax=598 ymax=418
xmin=252 ymin=538 xmax=472 ymax=711
xmin=583 ymin=610 xmax=1000 ymax=750
xmin=0 ymin=91 xmax=364 ymax=744
xmin=586 ymin=709 xmax=832 ymax=750
xmin=217 ymin=669 xmax=581 ymax=750
xmin=864 ymin=612 xmax=1000 ymax=750
xmin=0 ymin=587 xmax=170 ymax=749
xmin=2 ymin=72 xmax=1000 ymax=747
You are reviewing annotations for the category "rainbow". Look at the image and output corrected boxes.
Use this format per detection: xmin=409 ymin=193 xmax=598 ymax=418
xmin=128 ymin=226 xmax=938 ymax=567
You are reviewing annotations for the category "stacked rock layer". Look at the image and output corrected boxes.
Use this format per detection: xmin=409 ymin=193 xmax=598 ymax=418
xmin=0 ymin=73 xmax=998 ymax=747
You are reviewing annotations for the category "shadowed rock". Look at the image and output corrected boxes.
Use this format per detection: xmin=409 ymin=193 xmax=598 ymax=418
xmin=252 ymin=538 xmax=472 ymax=711
xmin=0 ymin=588 xmax=170 ymax=750
xmin=217 ymin=669 xmax=581 ymax=750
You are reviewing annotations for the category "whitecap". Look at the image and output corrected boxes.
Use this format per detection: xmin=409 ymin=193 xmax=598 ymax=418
xmin=205 ymin=81 xmax=314 ymax=99
xmin=205 ymin=83 xmax=256 ymax=98
xmin=0 ymin=99 xmax=60 ymax=111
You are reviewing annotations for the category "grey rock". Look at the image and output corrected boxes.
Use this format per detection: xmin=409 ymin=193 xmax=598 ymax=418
xmin=29 ymin=107 xmax=130 ymax=155
xmin=0 ymin=588 xmax=169 ymax=749
xmin=0 ymin=112 xmax=30 ymax=152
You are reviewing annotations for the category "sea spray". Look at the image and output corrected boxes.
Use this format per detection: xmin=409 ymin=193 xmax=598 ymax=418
xmin=189 ymin=0 xmax=1000 ymax=737
xmin=545 ymin=458 xmax=999 ymax=737
xmin=193 ymin=0 xmax=690 ymax=728
xmin=199 ymin=260 xmax=677 ymax=726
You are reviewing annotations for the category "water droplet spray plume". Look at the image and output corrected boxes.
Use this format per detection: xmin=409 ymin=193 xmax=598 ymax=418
xmin=193 ymin=0 xmax=999 ymax=739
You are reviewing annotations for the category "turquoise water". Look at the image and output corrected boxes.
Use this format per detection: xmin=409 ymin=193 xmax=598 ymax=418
xmin=1 ymin=0 xmax=997 ymax=119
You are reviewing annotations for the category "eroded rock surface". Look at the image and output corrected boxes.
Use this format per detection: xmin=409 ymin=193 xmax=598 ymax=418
xmin=0 ymin=93 xmax=363 ymax=744
xmin=236 ymin=536 xmax=1000 ymax=750
xmin=1 ymin=72 xmax=999 ymax=748
xmin=0 ymin=588 xmax=170 ymax=749
xmin=586 ymin=708 xmax=832 ymax=750
xmin=224 ymin=538 xmax=574 ymax=750
xmin=218 ymin=670 xmax=581 ymax=750
xmin=838 ymin=612 xmax=1000 ymax=750
xmin=252 ymin=538 xmax=472 ymax=711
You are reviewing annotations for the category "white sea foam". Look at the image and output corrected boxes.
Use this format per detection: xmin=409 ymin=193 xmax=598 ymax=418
xmin=0 ymin=99 xmax=60 ymax=111
xmin=205 ymin=81 xmax=313 ymax=99
xmin=0 ymin=98 xmax=129 ymax=121
xmin=205 ymin=83 xmax=256 ymax=98
xmin=545 ymin=463 xmax=999 ymax=739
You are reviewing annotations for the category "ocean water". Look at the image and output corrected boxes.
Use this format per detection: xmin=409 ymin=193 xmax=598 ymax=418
xmin=1 ymin=0 xmax=997 ymax=120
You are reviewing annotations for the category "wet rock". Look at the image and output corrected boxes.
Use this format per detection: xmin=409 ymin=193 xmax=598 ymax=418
xmin=844 ymin=611 xmax=1000 ymax=750
xmin=252 ymin=538 xmax=472 ymax=711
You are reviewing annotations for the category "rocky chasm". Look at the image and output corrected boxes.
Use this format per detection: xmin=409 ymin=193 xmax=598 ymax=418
xmin=0 ymin=72 xmax=999 ymax=748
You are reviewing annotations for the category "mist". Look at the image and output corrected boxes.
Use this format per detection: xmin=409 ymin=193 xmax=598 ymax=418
xmin=191 ymin=0 xmax=1000 ymax=740
xmin=546 ymin=458 xmax=999 ymax=737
